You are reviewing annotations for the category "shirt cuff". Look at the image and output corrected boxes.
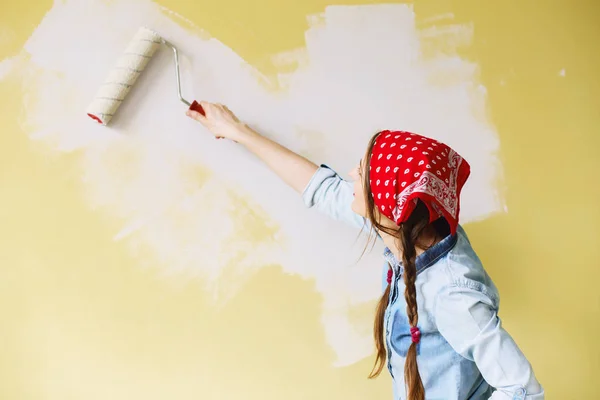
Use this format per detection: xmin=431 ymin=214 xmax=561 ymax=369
xmin=301 ymin=164 xmax=337 ymax=208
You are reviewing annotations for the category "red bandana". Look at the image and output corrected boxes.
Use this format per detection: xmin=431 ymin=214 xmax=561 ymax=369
xmin=368 ymin=130 xmax=470 ymax=235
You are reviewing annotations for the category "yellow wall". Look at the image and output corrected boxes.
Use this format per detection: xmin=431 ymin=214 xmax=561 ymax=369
xmin=1 ymin=1 xmax=598 ymax=399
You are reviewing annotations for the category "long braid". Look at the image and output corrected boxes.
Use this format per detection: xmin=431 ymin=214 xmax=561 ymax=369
xmin=400 ymin=223 xmax=425 ymax=400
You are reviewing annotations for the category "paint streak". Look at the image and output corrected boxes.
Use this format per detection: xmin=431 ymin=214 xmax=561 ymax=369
xmin=0 ymin=0 xmax=504 ymax=366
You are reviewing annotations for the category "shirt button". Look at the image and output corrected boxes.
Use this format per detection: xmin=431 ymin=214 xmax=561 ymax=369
xmin=512 ymin=387 xmax=526 ymax=400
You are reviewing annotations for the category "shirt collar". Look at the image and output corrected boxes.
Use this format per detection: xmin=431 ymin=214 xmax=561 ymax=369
xmin=383 ymin=232 xmax=458 ymax=275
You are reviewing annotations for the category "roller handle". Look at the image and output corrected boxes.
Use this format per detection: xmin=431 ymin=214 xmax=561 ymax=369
xmin=189 ymin=100 xmax=205 ymax=116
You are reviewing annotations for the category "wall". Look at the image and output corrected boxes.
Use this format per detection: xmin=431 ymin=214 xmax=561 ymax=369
xmin=1 ymin=0 xmax=598 ymax=399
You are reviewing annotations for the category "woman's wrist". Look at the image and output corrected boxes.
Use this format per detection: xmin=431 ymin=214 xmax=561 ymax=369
xmin=235 ymin=123 xmax=260 ymax=146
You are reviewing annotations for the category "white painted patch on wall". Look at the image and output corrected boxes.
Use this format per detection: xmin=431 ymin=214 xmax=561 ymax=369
xmin=2 ymin=0 xmax=504 ymax=366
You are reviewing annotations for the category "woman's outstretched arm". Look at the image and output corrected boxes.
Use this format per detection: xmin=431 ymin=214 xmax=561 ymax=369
xmin=187 ymin=101 xmax=318 ymax=194
xmin=187 ymin=101 xmax=366 ymax=229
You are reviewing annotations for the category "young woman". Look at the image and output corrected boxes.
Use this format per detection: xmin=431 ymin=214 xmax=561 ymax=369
xmin=186 ymin=102 xmax=545 ymax=400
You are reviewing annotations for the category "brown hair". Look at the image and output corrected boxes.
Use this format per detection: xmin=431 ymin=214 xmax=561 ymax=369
xmin=363 ymin=132 xmax=449 ymax=400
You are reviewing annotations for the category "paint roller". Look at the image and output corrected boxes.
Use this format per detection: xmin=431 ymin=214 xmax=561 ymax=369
xmin=86 ymin=27 xmax=204 ymax=125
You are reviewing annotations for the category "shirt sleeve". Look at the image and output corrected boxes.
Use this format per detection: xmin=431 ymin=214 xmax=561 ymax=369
xmin=434 ymin=283 xmax=545 ymax=400
xmin=301 ymin=164 xmax=367 ymax=230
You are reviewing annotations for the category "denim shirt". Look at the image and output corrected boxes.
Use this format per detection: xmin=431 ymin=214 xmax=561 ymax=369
xmin=302 ymin=165 xmax=545 ymax=400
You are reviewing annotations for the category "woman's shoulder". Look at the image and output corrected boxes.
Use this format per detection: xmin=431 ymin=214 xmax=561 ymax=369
xmin=438 ymin=226 xmax=500 ymax=302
